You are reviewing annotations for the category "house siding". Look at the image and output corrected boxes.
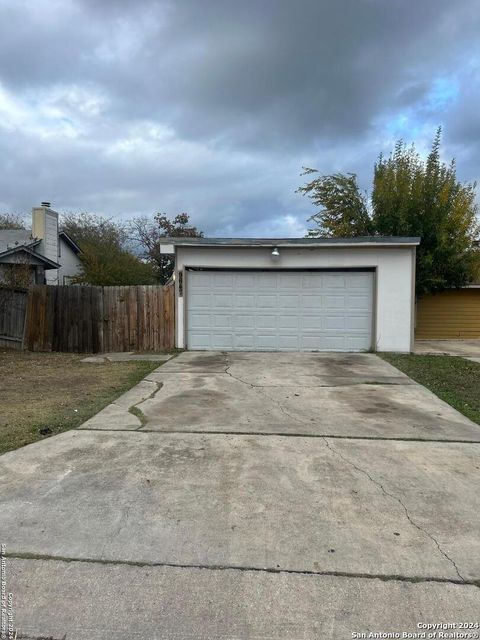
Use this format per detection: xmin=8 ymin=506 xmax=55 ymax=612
xmin=416 ymin=289 xmax=480 ymax=339
xmin=57 ymin=238 xmax=82 ymax=284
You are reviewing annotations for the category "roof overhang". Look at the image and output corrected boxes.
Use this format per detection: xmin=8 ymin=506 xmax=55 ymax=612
xmin=159 ymin=236 xmax=421 ymax=254
xmin=59 ymin=231 xmax=81 ymax=254
xmin=0 ymin=245 xmax=61 ymax=270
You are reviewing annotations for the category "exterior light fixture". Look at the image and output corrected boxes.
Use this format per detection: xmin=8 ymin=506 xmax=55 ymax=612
xmin=271 ymin=246 xmax=280 ymax=257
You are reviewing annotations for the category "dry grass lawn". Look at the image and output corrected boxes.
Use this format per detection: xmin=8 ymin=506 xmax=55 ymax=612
xmin=0 ymin=350 xmax=159 ymax=455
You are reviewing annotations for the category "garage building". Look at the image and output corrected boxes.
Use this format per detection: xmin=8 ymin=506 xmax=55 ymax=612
xmin=160 ymin=237 xmax=419 ymax=353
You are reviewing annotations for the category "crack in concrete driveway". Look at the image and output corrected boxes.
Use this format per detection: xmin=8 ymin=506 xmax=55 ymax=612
xmin=322 ymin=437 xmax=466 ymax=582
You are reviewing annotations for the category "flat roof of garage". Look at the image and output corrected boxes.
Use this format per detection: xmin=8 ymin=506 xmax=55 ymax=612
xmin=161 ymin=236 xmax=421 ymax=248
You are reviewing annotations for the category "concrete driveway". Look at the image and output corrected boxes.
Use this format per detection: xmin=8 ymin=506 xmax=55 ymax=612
xmin=2 ymin=352 xmax=480 ymax=639
xmin=415 ymin=339 xmax=480 ymax=364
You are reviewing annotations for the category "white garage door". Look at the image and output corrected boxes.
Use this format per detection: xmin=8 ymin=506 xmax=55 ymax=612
xmin=186 ymin=270 xmax=374 ymax=352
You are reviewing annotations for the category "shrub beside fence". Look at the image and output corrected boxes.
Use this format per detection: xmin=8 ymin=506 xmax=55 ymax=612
xmin=0 ymin=284 xmax=175 ymax=353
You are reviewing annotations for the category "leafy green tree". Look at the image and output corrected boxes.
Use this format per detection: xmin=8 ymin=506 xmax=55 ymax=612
xmin=373 ymin=131 xmax=479 ymax=294
xmin=297 ymin=171 xmax=372 ymax=237
xmin=130 ymin=213 xmax=203 ymax=284
xmin=75 ymin=245 xmax=156 ymax=286
xmin=0 ymin=213 xmax=26 ymax=230
xmin=61 ymin=212 xmax=156 ymax=286
xmin=299 ymin=129 xmax=479 ymax=295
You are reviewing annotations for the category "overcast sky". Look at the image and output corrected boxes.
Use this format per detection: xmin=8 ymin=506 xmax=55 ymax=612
xmin=0 ymin=0 xmax=478 ymax=236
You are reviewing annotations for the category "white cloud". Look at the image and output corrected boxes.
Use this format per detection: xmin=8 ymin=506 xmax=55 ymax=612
xmin=0 ymin=0 xmax=478 ymax=235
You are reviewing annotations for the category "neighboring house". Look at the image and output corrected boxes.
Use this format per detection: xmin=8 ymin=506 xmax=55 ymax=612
xmin=57 ymin=230 xmax=82 ymax=285
xmin=416 ymin=285 xmax=480 ymax=339
xmin=0 ymin=229 xmax=59 ymax=286
xmin=415 ymin=240 xmax=480 ymax=339
xmin=0 ymin=203 xmax=82 ymax=286
xmin=160 ymin=236 xmax=420 ymax=353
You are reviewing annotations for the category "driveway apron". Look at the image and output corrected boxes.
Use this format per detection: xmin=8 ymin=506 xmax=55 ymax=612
xmin=1 ymin=352 xmax=479 ymax=639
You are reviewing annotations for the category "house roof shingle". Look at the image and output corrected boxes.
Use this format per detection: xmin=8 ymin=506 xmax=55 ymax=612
xmin=0 ymin=229 xmax=38 ymax=254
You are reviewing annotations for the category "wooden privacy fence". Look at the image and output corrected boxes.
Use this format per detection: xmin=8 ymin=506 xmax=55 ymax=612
xmin=0 ymin=288 xmax=28 ymax=350
xmin=23 ymin=284 xmax=175 ymax=353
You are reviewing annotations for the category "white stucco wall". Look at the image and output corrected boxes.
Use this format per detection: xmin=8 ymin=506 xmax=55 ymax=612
xmin=174 ymin=245 xmax=416 ymax=352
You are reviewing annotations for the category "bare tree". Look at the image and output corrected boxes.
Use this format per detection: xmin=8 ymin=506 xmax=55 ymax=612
xmin=0 ymin=213 xmax=26 ymax=230
xmin=129 ymin=213 xmax=203 ymax=284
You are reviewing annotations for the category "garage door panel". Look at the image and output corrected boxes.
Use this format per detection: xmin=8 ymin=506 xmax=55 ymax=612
xmin=235 ymin=273 xmax=256 ymax=288
xmin=277 ymin=335 xmax=300 ymax=349
xmin=234 ymin=334 xmax=255 ymax=349
xmin=258 ymin=274 xmax=278 ymax=288
xmin=279 ymin=316 xmax=299 ymax=329
xmin=190 ymin=313 xmax=212 ymax=329
xmin=348 ymin=274 xmax=372 ymax=288
xmin=279 ymin=294 xmax=300 ymax=308
xmin=256 ymin=315 xmax=277 ymax=329
xmin=256 ymin=334 xmax=279 ymax=349
xmin=234 ymin=315 xmax=255 ymax=329
xmin=189 ymin=333 xmax=213 ymax=349
xmin=301 ymin=335 xmax=324 ymax=350
xmin=303 ymin=295 xmax=323 ymax=308
xmin=347 ymin=335 xmax=372 ymax=350
xmin=325 ymin=295 xmax=346 ymax=309
xmin=213 ymin=314 xmax=232 ymax=328
xmin=187 ymin=270 xmax=373 ymax=352
xmin=322 ymin=335 xmax=347 ymax=350
xmin=213 ymin=273 xmax=234 ymax=287
xmin=212 ymin=334 xmax=234 ymax=349
xmin=324 ymin=316 xmax=346 ymax=330
xmin=235 ymin=294 xmax=255 ymax=308
xmin=301 ymin=316 xmax=321 ymax=330
xmin=346 ymin=315 xmax=371 ymax=331
xmin=278 ymin=274 xmax=302 ymax=288
xmin=190 ymin=293 xmax=211 ymax=308
xmin=213 ymin=294 xmax=233 ymax=308
xmin=257 ymin=295 xmax=277 ymax=308
xmin=301 ymin=274 xmax=324 ymax=289
xmin=189 ymin=272 xmax=212 ymax=287
xmin=324 ymin=274 xmax=346 ymax=288
xmin=348 ymin=294 xmax=371 ymax=310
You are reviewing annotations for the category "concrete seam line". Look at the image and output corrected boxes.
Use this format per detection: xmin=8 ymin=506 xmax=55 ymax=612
xmin=152 ymin=374 xmax=415 ymax=386
xmin=126 ymin=381 xmax=163 ymax=430
xmin=4 ymin=552 xmax=480 ymax=588
xmin=128 ymin=405 xmax=147 ymax=428
xmin=322 ymin=437 xmax=466 ymax=583
xmin=73 ymin=427 xmax=480 ymax=445
xmin=222 ymin=363 xmax=412 ymax=389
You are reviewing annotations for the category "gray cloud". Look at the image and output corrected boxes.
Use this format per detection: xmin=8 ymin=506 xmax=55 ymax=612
xmin=0 ymin=0 xmax=478 ymax=235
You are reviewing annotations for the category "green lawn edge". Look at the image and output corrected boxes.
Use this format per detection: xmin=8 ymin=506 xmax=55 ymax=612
xmin=380 ymin=353 xmax=480 ymax=426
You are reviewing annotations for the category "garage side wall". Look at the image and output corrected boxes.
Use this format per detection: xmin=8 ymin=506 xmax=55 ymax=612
xmin=175 ymin=246 xmax=415 ymax=352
